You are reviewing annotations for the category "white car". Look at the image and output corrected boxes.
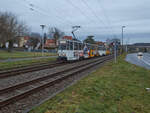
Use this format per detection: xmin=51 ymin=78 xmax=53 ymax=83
xmin=137 ymin=52 xmax=143 ymax=56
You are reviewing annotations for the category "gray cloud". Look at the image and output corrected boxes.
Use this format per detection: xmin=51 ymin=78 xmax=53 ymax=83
xmin=0 ymin=0 xmax=150 ymax=44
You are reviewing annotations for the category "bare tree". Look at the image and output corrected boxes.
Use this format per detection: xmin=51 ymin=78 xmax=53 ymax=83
xmin=0 ymin=12 xmax=29 ymax=51
xmin=0 ymin=12 xmax=9 ymax=47
xmin=27 ymin=37 xmax=40 ymax=49
xmin=28 ymin=32 xmax=41 ymax=49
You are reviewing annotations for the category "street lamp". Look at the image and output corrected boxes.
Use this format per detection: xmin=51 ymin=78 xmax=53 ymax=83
xmin=40 ymin=25 xmax=46 ymax=56
xmin=122 ymin=26 xmax=126 ymax=53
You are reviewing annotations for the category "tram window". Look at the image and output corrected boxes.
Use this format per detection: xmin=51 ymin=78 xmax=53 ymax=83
xmin=88 ymin=45 xmax=91 ymax=50
xmin=59 ymin=44 xmax=66 ymax=50
xmin=66 ymin=41 xmax=69 ymax=50
xmin=74 ymin=42 xmax=78 ymax=50
xmin=77 ymin=43 xmax=80 ymax=50
xmin=79 ymin=43 xmax=82 ymax=50
xmin=92 ymin=45 xmax=95 ymax=50
xmin=78 ymin=43 xmax=81 ymax=50
xmin=70 ymin=42 xmax=73 ymax=50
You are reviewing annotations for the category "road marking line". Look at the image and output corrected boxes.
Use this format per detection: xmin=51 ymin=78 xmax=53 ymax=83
xmin=141 ymin=58 xmax=150 ymax=66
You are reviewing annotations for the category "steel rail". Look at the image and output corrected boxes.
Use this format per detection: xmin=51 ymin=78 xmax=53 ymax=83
xmin=0 ymin=61 xmax=65 ymax=79
xmin=0 ymin=56 xmax=113 ymax=108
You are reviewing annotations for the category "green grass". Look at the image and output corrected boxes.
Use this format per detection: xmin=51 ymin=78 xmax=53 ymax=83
xmin=29 ymin=55 xmax=150 ymax=113
xmin=0 ymin=57 xmax=56 ymax=70
xmin=0 ymin=50 xmax=57 ymax=60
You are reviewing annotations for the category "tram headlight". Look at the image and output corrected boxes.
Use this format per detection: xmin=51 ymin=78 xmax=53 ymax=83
xmin=60 ymin=52 xmax=66 ymax=57
xmin=62 ymin=53 xmax=66 ymax=56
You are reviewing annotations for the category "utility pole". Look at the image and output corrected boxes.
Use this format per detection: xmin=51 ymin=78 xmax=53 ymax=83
xmin=40 ymin=25 xmax=46 ymax=56
xmin=126 ymin=37 xmax=130 ymax=53
xmin=122 ymin=26 xmax=126 ymax=53
xmin=114 ymin=41 xmax=117 ymax=63
xmin=126 ymin=41 xmax=128 ymax=53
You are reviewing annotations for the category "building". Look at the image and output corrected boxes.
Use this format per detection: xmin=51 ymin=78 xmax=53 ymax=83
xmin=128 ymin=43 xmax=150 ymax=53
xmin=19 ymin=36 xmax=30 ymax=47
xmin=44 ymin=36 xmax=73 ymax=49
xmin=96 ymin=41 xmax=105 ymax=46
xmin=44 ymin=39 xmax=56 ymax=48
xmin=63 ymin=36 xmax=73 ymax=40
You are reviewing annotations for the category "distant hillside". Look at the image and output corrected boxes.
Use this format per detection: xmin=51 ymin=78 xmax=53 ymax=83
xmin=133 ymin=43 xmax=150 ymax=46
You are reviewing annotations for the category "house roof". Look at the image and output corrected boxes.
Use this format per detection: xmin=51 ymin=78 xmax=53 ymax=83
xmin=46 ymin=39 xmax=55 ymax=43
xmin=63 ymin=36 xmax=73 ymax=40
xmin=24 ymin=36 xmax=30 ymax=40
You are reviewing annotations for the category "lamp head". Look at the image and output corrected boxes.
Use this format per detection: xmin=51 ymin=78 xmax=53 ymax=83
xmin=40 ymin=25 xmax=45 ymax=29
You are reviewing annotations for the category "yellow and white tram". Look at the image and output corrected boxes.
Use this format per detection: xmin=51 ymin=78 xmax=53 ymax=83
xmin=57 ymin=39 xmax=110 ymax=61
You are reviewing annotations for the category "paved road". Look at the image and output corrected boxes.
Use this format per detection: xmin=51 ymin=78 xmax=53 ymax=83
xmin=125 ymin=53 xmax=150 ymax=69
xmin=0 ymin=56 xmax=57 ymax=63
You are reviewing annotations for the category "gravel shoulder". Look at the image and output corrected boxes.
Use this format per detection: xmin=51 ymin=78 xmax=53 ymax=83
xmin=0 ymin=57 xmax=111 ymax=113
xmin=29 ymin=55 xmax=150 ymax=113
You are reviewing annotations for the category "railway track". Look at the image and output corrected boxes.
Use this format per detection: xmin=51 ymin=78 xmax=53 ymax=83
xmin=0 ymin=56 xmax=107 ymax=79
xmin=0 ymin=55 xmax=113 ymax=108
xmin=0 ymin=61 xmax=65 ymax=79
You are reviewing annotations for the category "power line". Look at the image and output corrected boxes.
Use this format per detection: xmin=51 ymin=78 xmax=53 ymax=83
xmin=65 ymin=0 xmax=110 ymax=38
xmin=96 ymin=0 xmax=117 ymax=39
xmin=18 ymin=0 xmax=116 ymax=39
xmin=66 ymin=0 xmax=96 ymax=25
xmin=28 ymin=0 xmax=74 ymax=25
xmin=21 ymin=0 xmax=73 ymax=27
xmin=80 ymin=0 xmax=113 ymax=39
xmin=80 ymin=0 xmax=106 ymax=26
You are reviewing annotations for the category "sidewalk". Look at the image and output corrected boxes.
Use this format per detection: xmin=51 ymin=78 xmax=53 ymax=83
xmin=0 ymin=56 xmax=57 ymax=63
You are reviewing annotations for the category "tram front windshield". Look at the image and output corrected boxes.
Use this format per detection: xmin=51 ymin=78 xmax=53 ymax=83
xmin=58 ymin=40 xmax=67 ymax=50
xmin=59 ymin=44 xmax=66 ymax=50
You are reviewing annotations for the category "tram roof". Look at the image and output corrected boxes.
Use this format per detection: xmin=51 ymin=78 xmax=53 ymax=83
xmin=59 ymin=39 xmax=101 ymax=47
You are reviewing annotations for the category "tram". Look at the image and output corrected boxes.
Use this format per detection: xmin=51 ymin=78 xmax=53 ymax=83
xmin=57 ymin=39 xmax=109 ymax=61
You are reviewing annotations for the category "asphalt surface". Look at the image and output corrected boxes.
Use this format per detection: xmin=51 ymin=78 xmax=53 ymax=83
xmin=125 ymin=53 xmax=150 ymax=69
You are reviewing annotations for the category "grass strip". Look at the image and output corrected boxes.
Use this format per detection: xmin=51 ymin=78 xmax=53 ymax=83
xmin=30 ymin=55 xmax=150 ymax=113
xmin=0 ymin=50 xmax=57 ymax=60
xmin=0 ymin=57 xmax=56 ymax=70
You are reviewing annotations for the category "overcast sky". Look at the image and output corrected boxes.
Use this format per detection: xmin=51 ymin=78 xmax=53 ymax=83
xmin=0 ymin=0 xmax=150 ymax=44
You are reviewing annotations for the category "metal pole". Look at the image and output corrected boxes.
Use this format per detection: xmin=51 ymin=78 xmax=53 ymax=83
xmin=72 ymin=31 xmax=75 ymax=52
xmin=40 ymin=25 xmax=45 ymax=56
xmin=126 ymin=41 xmax=128 ymax=53
xmin=121 ymin=26 xmax=125 ymax=53
xmin=114 ymin=42 xmax=117 ymax=63
xmin=42 ymin=29 xmax=44 ymax=56
xmin=122 ymin=27 xmax=123 ymax=48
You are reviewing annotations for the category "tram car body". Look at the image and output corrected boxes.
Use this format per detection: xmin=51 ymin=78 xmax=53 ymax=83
xmin=58 ymin=39 xmax=83 ymax=61
xmin=98 ymin=46 xmax=106 ymax=56
xmin=57 ymin=39 xmax=110 ymax=61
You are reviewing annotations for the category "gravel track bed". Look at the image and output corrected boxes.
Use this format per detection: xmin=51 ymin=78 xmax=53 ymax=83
xmin=1 ymin=61 xmax=97 ymax=101
xmin=0 ymin=58 xmax=99 ymax=89
xmin=0 ymin=58 xmax=112 ymax=113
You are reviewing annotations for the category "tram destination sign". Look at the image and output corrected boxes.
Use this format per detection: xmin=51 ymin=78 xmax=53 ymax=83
xmin=60 ymin=40 xmax=67 ymax=44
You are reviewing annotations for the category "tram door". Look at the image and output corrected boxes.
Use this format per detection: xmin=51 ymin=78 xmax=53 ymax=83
xmin=83 ymin=44 xmax=89 ymax=58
